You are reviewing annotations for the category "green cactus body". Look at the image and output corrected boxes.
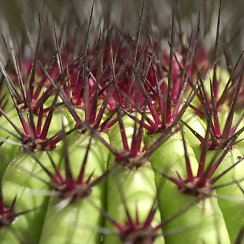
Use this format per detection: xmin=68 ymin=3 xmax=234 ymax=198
xmin=104 ymin=165 xmax=164 ymax=244
xmin=0 ymin=2 xmax=243 ymax=243
xmin=0 ymin=109 xmax=22 ymax=176
xmin=147 ymin=132 xmax=230 ymax=243
xmin=39 ymin=132 xmax=109 ymax=244
xmin=104 ymin=116 xmax=164 ymax=244
xmin=196 ymin=147 xmax=244 ymax=242
xmin=0 ymin=149 xmax=62 ymax=243
xmin=158 ymin=179 xmax=230 ymax=244
xmin=182 ymin=108 xmax=206 ymax=153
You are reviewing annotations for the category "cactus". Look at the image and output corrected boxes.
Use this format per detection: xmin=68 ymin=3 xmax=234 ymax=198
xmin=0 ymin=0 xmax=243 ymax=243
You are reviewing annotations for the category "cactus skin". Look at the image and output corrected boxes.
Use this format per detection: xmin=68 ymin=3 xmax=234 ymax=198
xmin=1 ymin=151 xmax=62 ymax=243
xmin=104 ymin=116 xmax=164 ymax=244
xmin=39 ymin=132 xmax=110 ymax=244
xmin=196 ymin=147 xmax=244 ymax=243
xmin=146 ymin=132 xmax=230 ymax=243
